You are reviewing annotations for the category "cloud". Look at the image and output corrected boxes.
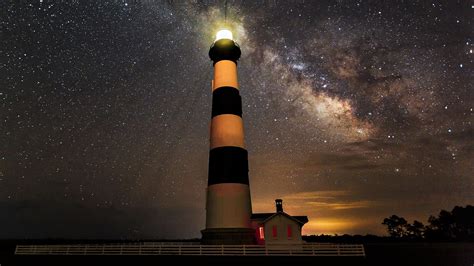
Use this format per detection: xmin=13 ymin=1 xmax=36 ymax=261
xmin=285 ymin=191 xmax=350 ymax=200
xmin=283 ymin=190 xmax=375 ymax=210
xmin=306 ymin=201 xmax=373 ymax=210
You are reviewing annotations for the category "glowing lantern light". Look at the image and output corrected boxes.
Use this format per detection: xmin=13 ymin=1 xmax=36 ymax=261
xmin=215 ymin=29 xmax=233 ymax=41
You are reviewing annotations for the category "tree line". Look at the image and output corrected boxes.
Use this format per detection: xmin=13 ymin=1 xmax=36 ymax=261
xmin=303 ymin=205 xmax=473 ymax=243
xmin=382 ymin=205 xmax=473 ymax=240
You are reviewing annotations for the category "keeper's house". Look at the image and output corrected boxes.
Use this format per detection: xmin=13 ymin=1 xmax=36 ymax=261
xmin=251 ymin=199 xmax=308 ymax=246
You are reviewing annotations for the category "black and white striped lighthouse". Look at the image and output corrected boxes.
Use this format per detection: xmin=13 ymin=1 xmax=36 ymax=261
xmin=201 ymin=30 xmax=255 ymax=244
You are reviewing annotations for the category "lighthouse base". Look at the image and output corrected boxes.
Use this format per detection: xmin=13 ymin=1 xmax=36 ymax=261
xmin=201 ymin=228 xmax=255 ymax=245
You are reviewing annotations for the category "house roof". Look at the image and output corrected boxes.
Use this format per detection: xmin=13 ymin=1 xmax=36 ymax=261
xmin=251 ymin=212 xmax=308 ymax=225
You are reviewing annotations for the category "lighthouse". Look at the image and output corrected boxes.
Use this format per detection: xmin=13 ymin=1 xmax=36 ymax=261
xmin=201 ymin=29 xmax=255 ymax=244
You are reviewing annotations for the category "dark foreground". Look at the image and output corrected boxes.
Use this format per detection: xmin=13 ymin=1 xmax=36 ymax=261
xmin=1 ymin=242 xmax=473 ymax=266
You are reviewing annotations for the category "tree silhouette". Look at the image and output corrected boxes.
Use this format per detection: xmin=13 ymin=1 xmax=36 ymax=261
xmin=407 ymin=220 xmax=425 ymax=239
xmin=425 ymin=205 xmax=474 ymax=240
xmin=382 ymin=215 xmax=409 ymax=238
xmin=383 ymin=205 xmax=474 ymax=240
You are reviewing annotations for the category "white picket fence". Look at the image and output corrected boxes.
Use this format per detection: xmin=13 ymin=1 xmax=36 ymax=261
xmin=15 ymin=243 xmax=365 ymax=256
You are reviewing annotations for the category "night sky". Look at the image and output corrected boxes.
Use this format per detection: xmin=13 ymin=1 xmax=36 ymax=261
xmin=1 ymin=1 xmax=472 ymax=239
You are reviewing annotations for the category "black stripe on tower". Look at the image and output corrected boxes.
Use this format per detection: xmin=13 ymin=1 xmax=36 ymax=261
xmin=212 ymin=87 xmax=242 ymax=117
xmin=208 ymin=146 xmax=249 ymax=185
xmin=209 ymin=39 xmax=241 ymax=64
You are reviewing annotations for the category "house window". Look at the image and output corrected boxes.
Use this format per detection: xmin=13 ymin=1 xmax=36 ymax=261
xmin=287 ymin=225 xmax=292 ymax=238
xmin=272 ymin=225 xmax=277 ymax=237
xmin=259 ymin=226 xmax=265 ymax=240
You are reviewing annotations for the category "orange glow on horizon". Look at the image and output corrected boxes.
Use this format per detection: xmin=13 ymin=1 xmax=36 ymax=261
xmin=303 ymin=219 xmax=355 ymax=235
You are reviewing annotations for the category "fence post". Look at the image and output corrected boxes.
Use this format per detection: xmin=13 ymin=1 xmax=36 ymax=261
xmin=179 ymin=245 xmax=181 ymax=255
xmin=243 ymin=244 xmax=246 ymax=255
xmin=221 ymin=244 xmax=224 ymax=255
xmin=199 ymin=245 xmax=202 ymax=255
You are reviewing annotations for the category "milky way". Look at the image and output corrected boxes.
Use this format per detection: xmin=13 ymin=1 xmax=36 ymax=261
xmin=1 ymin=1 xmax=472 ymax=238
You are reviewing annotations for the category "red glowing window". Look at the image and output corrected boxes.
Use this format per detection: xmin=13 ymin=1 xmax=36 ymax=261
xmin=259 ymin=227 xmax=265 ymax=240
xmin=272 ymin=225 xmax=277 ymax=237
xmin=287 ymin=225 xmax=292 ymax=238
